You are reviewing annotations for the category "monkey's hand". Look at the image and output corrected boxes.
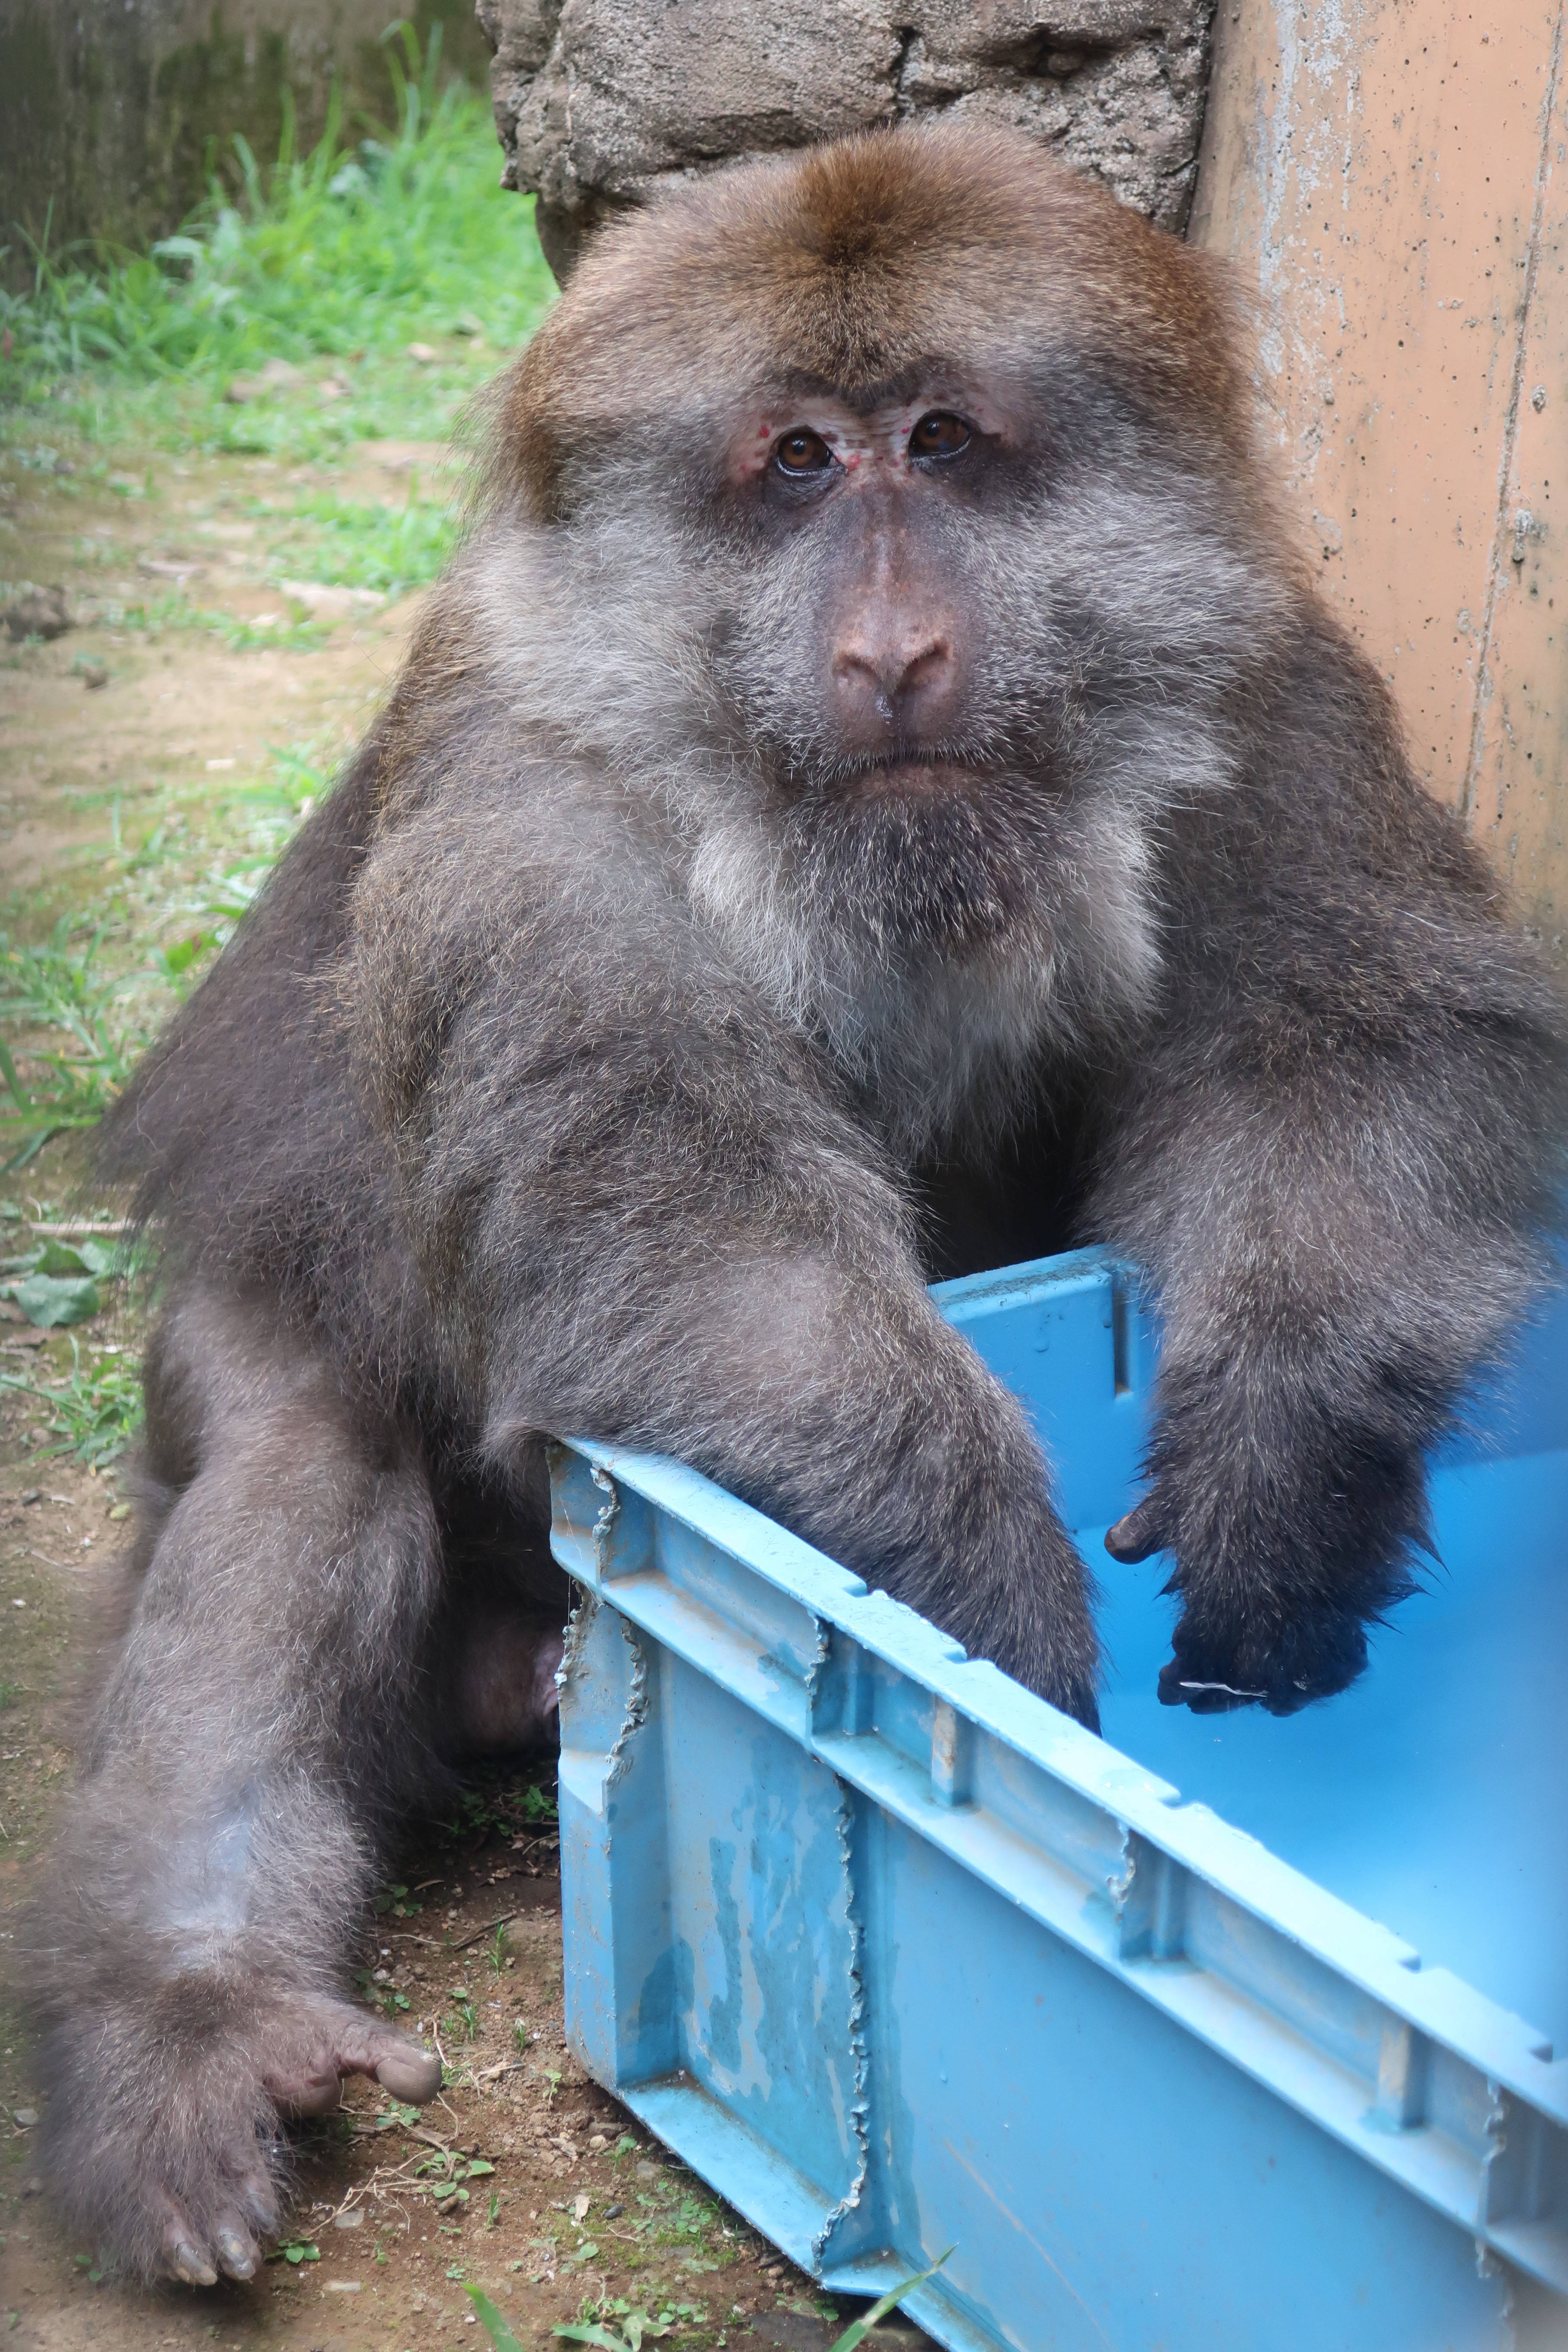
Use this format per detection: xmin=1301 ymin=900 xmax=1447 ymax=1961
xmin=1103 ymin=1416 xmax=1427 ymax=1717
xmin=38 ymin=1981 xmax=440 ymax=2285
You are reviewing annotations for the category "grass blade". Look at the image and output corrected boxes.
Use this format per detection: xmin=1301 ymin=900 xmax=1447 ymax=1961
xmin=0 ymin=1036 xmax=31 ymax=1111
xmin=465 ymin=2285 xmax=526 ymax=2352
xmin=828 ymin=2249 xmax=954 ymax=2351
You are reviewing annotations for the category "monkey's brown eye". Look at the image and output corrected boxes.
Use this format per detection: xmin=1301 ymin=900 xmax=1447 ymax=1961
xmin=910 ymin=411 xmax=972 ymax=460
xmin=774 ymin=429 xmax=834 ymax=476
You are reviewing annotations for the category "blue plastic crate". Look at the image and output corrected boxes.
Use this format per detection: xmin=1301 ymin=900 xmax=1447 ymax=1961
xmin=548 ymin=1248 xmax=1568 ymax=2351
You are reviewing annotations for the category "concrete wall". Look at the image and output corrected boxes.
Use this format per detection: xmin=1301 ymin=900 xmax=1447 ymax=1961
xmin=0 ymin=0 xmax=492 ymax=273
xmin=1191 ymin=0 xmax=1567 ymax=952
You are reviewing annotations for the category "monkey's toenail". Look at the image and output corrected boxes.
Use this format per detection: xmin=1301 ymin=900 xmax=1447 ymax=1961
xmin=214 ymin=2225 xmax=257 ymax=2278
xmin=170 ymin=2239 xmax=218 ymax=2286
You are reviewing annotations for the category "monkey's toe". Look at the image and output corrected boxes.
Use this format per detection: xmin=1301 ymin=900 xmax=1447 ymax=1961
xmin=166 ymin=2239 xmax=220 ymax=2288
xmin=156 ymin=2199 xmax=259 ymax=2286
xmin=376 ymin=2043 xmax=444 ymax=2102
xmin=213 ymin=2219 xmax=260 ymax=2281
xmin=155 ymin=2197 xmax=220 ymax=2288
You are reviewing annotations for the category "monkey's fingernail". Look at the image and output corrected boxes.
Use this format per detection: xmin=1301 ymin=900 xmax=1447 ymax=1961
xmin=168 ymin=2237 xmax=218 ymax=2287
xmin=376 ymin=2046 xmax=442 ymax=2103
xmin=214 ymin=2224 xmax=257 ymax=2279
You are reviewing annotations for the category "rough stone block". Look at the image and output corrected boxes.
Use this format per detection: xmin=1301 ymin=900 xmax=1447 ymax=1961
xmin=479 ymin=0 xmax=1215 ymax=279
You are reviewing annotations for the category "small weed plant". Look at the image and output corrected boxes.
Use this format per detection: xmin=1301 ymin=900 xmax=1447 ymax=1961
xmin=465 ymin=2247 xmax=956 ymax=2351
xmin=0 ymin=1336 xmax=142 ymax=1467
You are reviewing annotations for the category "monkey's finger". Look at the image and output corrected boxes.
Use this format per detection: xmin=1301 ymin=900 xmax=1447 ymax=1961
xmin=1156 ymin=1656 xmax=1261 ymax=1711
xmin=1104 ymin=1495 xmax=1167 ymax=1563
xmin=212 ymin=2218 xmax=260 ymax=2282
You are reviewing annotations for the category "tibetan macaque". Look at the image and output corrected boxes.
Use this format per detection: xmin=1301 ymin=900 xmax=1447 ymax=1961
xmin=27 ymin=123 xmax=1565 ymax=2282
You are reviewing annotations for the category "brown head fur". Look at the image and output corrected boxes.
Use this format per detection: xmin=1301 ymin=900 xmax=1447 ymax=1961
xmin=491 ymin=121 xmax=1253 ymax=522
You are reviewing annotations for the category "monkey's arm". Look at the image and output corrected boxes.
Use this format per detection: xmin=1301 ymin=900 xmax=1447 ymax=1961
xmin=349 ymin=789 xmax=1100 ymax=1722
xmin=1093 ymin=796 xmax=1566 ymax=1715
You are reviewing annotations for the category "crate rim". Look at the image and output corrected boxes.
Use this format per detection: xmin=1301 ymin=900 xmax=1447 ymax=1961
xmin=553 ymin=1238 xmax=1567 ymax=2139
xmin=558 ymin=1420 xmax=1565 ymax=2116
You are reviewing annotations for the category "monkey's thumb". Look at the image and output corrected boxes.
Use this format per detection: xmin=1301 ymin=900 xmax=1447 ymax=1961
xmin=376 ymin=2044 xmax=444 ymax=2104
xmin=1105 ymin=1495 xmax=1167 ymax=1564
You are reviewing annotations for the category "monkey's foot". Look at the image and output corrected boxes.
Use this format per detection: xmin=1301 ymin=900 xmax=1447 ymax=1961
xmin=263 ymin=1995 xmax=444 ymax=2118
xmin=153 ymin=1996 xmax=441 ymax=2285
xmin=39 ymin=1986 xmax=441 ymax=2287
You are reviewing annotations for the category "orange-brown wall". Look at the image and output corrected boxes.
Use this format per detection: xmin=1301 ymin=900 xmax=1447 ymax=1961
xmin=1191 ymin=0 xmax=1566 ymax=956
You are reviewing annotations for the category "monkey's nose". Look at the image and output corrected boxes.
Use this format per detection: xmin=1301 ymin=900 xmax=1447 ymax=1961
xmin=832 ymin=629 xmax=958 ymax=734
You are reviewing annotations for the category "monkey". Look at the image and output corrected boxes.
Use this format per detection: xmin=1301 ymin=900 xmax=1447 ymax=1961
xmin=24 ymin=121 xmax=1565 ymax=2286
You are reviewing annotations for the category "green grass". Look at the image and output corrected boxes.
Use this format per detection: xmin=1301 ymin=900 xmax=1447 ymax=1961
xmin=0 ymin=744 xmax=332 ymax=1173
xmin=0 ymin=1337 xmax=143 ymax=1467
xmin=261 ymin=480 xmax=457 ymax=596
xmin=0 ymin=53 xmax=545 ymax=1162
xmin=0 ymin=26 xmax=555 ymax=466
xmin=0 ymin=922 xmax=139 ymax=1162
xmin=0 ymin=38 xmax=555 ymax=1471
xmin=0 ymin=735 xmax=343 ymax=1460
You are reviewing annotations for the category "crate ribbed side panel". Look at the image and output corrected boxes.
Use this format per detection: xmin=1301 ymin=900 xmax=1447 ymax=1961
xmin=550 ymin=1246 xmax=1568 ymax=2352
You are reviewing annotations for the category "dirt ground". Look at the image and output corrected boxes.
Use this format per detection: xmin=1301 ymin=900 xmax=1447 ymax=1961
xmin=0 ymin=438 xmax=929 ymax=2352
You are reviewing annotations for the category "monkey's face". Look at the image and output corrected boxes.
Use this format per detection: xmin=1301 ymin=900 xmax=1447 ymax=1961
xmin=492 ymin=122 xmax=1292 ymax=1036
xmin=675 ymin=366 xmax=1082 ymax=965
xmin=717 ymin=375 xmax=1026 ymax=790
xmin=680 ymin=340 xmax=1276 ymax=981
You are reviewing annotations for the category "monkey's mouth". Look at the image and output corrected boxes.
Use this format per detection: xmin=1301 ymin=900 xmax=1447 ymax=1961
xmin=829 ymin=753 xmax=1007 ymax=801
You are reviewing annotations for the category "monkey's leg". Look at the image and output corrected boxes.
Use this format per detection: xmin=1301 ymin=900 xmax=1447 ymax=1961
xmin=27 ymin=1289 xmax=451 ymax=2286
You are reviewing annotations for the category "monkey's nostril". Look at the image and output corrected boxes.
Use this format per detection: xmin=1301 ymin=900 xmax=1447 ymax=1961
xmin=833 ymin=636 xmax=956 ymax=718
xmin=901 ymin=640 xmax=952 ymax=689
